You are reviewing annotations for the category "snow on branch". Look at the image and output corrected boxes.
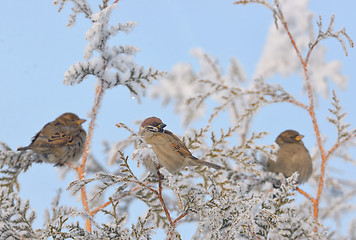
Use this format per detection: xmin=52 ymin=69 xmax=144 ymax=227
xmin=151 ymin=48 xmax=305 ymax=145
xmin=1 ymin=0 xmax=354 ymax=238
xmin=240 ymin=0 xmax=352 ymax=98
xmin=0 ymin=188 xmax=36 ymax=239
xmin=56 ymin=1 xmax=162 ymax=101
xmin=327 ymin=90 xmax=352 ymax=142
xmin=54 ymin=0 xmax=93 ymax=27
xmin=307 ymin=14 xmax=354 ymax=62
xmin=0 ymin=142 xmax=35 ymax=192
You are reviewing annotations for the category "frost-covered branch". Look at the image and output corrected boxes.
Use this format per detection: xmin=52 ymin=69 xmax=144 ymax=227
xmin=0 ymin=188 xmax=36 ymax=239
xmin=58 ymin=2 xmax=161 ymax=100
xmin=306 ymin=15 xmax=354 ymax=64
xmin=53 ymin=0 xmax=163 ymax=232
xmin=235 ymin=0 xmax=355 ymax=226
xmin=0 ymin=0 xmax=354 ymax=238
xmin=0 ymin=142 xmax=34 ymax=192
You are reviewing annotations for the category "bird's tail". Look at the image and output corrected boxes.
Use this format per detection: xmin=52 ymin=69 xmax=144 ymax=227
xmin=17 ymin=146 xmax=30 ymax=151
xmin=192 ymin=159 xmax=222 ymax=170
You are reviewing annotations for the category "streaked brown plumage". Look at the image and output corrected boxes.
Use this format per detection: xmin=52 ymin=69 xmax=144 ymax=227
xmin=18 ymin=113 xmax=87 ymax=166
xmin=268 ymin=130 xmax=312 ymax=184
xmin=138 ymin=117 xmax=221 ymax=174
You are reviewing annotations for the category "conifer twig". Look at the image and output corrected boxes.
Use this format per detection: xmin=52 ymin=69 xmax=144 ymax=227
xmin=75 ymin=80 xmax=106 ymax=232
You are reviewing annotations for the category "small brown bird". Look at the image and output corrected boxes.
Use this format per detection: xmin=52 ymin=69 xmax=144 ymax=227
xmin=138 ymin=117 xmax=221 ymax=174
xmin=18 ymin=113 xmax=87 ymax=166
xmin=268 ymin=130 xmax=312 ymax=184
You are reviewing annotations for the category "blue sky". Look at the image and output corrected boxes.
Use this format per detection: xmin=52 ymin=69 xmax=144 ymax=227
xmin=1 ymin=0 xmax=355 ymax=238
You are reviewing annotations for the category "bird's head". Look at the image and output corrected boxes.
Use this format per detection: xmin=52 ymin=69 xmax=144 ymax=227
xmin=276 ymin=130 xmax=304 ymax=145
xmin=56 ymin=113 xmax=86 ymax=126
xmin=140 ymin=117 xmax=167 ymax=133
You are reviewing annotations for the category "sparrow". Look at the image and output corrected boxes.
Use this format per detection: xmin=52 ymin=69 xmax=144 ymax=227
xmin=267 ymin=130 xmax=312 ymax=184
xmin=138 ymin=117 xmax=222 ymax=174
xmin=18 ymin=112 xmax=87 ymax=166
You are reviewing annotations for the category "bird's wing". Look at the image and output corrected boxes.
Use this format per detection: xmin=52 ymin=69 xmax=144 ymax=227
xmin=31 ymin=123 xmax=75 ymax=148
xmin=165 ymin=130 xmax=194 ymax=158
xmin=163 ymin=131 xmax=221 ymax=169
xmin=151 ymin=130 xmax=194 ymax=159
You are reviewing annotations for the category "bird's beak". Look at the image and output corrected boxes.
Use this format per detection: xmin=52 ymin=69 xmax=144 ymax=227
xmin=295 ymin=135 xmax=304 ymax=141
xmin=77 ymin=119 xmax=86 ymax=125
xmin=157 ymin=123 xmax=167 ymax=130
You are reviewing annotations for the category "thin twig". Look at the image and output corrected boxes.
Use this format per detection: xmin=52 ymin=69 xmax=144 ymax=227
xmin=126 ymin=171 xmax=188 ymax=231
xmin=234 ymin=0 xmax=275 ymax=12
xmin=15 ymin=232 xmax=25 ymax=240
xmin=288 ymin=99 xmax=309 ymax=110
xmin=157 ymin=170 xmax=173 ymax=225
xmin=76 ymin=80 xmax=106 ymax=232
xmin=136 ymin=179 xmax=174 ymax=225
xmin=275 ymin=1 xmax=325 ymax=220
xmin=91 ymin=201 xmax=111 ymax=217
xmin=173 ymin=211 xmax=189 ymax=226
xmin=325 ymin=132 xmax=356 ymax=160
xmin=297 ymin=187 xmax=316 ymax=204
xmin=90 ymin=184 xmax=143 ymax=216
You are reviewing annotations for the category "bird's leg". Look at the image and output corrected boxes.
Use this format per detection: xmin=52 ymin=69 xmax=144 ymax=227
xmin=156 ymin=164 xmax=164 ymax=180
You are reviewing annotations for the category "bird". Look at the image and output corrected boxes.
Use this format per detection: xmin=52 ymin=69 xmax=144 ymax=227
xmin=138 ymin=117 xmax=222 ymax=174
xmin=267 ymin=130 xmax=312 ymax=184
xmin=17 ymin=112 xmax=87 ymax=166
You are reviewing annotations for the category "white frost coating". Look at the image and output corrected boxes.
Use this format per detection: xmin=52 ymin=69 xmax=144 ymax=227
xmin=0 ymin=1 xmax=352 ymax=239
xmin=191 ymin=48 xmax=222 ymax=82
xmin=92 ymin=57 xmax=105 ymax=74
xmin=150 ymin=62 xmax=206 ymax=125
xmin=132 ymin=133 xmax=160 ymax=167
xmin=254 ymin=0 xmax=347 ymax=97
xmin=84 ymin=4 xmax=117 ymax=59
xmin=59 ymin=0 xmax=155 ymax=95
xmin=151 ymin=48 xmax=249 ymax=126
xmin=101 ymin=71 xmax=115 ymax=86
xmin=255 ymin=0 xmax=313 ymax=79
xmin=308 ymin=46 xmax=347 ymax=97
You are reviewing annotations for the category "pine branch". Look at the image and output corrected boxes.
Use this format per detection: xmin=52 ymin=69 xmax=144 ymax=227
xmin=0 ymin=188 xmax=36 ymax=239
